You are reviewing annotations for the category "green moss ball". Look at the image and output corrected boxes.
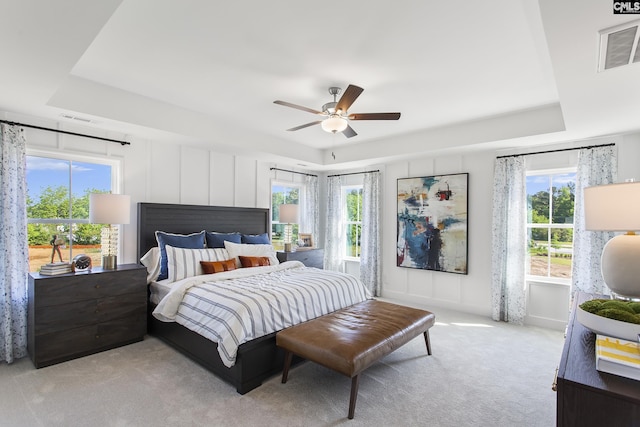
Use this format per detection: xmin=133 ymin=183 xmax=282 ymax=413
xmin=579 ymin=299 xmax=605 ymax=314
xmin=628 ymin=302 xmax=640 ymax=314
xmin=596 ymin=308 xmax=640 ymax=324
xmin=600 ymin=300 xmax=637 ymax=314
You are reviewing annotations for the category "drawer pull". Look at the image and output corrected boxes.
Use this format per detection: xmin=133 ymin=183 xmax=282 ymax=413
xmin=95 ymin=335 xmax=100 ymax=339
xmin=552 ymin=367 xmax=558 ymax=392
xmin=95 ymin=284 xmax=100 ymax=289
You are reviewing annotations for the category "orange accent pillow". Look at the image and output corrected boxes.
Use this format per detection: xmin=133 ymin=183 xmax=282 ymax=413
xmin=200 ymin=259 xmax=237 ymax=274
xmin=239 ymin=256 xmax=271 ymax=268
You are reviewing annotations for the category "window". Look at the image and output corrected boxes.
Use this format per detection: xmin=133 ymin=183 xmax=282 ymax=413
xmin=526 ymin=170 xmax=576 ymax=281
xmin=271 ymin=183 xmax=300 ymax=251
xmin=26 ymin=155 xmax=114 ymax=272
xmin=344 ymin=185 xmax=363 ymax=259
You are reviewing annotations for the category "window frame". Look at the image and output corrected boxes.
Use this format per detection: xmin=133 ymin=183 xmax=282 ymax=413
xmin=525 ymin=167 xmax=576 ymax=285
xmin=343 ymin=184 xmax=363 ymax=261
xmin=26 ymin=149 xmax=121 ymax=270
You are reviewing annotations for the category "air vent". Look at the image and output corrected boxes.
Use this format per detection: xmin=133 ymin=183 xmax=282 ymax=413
xmin=598 ymin=20 xmax=640 ymax=72
xmin=59 ymin=113 xmax=93 ymax=123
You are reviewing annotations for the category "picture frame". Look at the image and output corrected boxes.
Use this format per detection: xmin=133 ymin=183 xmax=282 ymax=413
xmin=396 ymin=172 xmax=468 ymax=274
xmin=298 ymin=233 xmax=314 ymax=249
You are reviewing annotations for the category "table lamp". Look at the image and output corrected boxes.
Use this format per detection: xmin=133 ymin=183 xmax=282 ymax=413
xmin=584 ymin=181 xmax=640 ymax=299
xmin=89 ymin=193 xmax=131 ymax=269
xmin=279 ymin=204 xmax=298 ymax=252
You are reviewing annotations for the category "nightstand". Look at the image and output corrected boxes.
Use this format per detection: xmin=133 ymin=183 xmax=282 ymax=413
xmin=277 ymin=248 xmax=324 ymax=269
xmin=27 ymin=263 xmax=147 ymax=368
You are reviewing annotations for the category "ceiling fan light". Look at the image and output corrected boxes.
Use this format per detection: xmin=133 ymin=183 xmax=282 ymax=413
xmin=321 ymin=116 xmax=348 ymax=133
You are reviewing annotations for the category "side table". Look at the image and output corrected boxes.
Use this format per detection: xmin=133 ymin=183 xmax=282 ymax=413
xmin=277 ymin=248 xmax=324 ymax=269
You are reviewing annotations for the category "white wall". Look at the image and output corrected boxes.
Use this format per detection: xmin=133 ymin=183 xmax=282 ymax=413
xmin=381 ymin=151 xmax=495 ymax=317
xmin=16 ymin=110 xmax=640 ymax=329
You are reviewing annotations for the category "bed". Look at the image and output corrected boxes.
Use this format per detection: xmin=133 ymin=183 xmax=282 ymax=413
xmin=137 ymin=202 xmax=369 ymax=394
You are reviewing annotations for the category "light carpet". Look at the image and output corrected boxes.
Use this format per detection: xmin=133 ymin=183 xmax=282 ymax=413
xmin=0 ymin=304 xmax=564 ymax=427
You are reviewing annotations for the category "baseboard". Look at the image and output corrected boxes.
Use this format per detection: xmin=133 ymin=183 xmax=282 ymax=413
xmin=525 ymin=314 xmax=567 ymax=331
xmin=379 ymin=291 xmax=491 ymax=318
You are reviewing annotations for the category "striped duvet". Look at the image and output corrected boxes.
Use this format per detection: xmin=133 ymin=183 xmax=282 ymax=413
xmin=153 ymin=261 xmax=371 ymax=367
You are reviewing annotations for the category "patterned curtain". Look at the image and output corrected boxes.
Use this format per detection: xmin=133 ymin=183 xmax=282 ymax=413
xmin=360 ymin=171 xmax=381 ymax=296
xmin=491 ymin=156 xmax=527 ymax=324
xmin=300 ymin=175 xmax=319 ymax=248
xmin=0 ymin=124 xmax=29 ymax=363
xmin=571 ymin=145 xmax=617 ymax=297
xmin=324 ymin=175 xmax=344 ymax=272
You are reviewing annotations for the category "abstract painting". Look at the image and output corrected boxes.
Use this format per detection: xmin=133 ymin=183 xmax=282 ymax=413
xmin=397 ymin=173 xmax=468 ymax=274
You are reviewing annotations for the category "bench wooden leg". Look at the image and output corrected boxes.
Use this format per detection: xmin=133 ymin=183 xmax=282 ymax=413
xmin=423 ymin=330 xmax=432 ymax=355
xmin=282 ymin=351 xmax=293 ymax=383
xmin=348 ymin=375 xmax=360 ymax=419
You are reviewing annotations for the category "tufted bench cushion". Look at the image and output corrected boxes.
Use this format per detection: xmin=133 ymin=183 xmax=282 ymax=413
xmin=276 ymin=299 xmax=435 ymax=419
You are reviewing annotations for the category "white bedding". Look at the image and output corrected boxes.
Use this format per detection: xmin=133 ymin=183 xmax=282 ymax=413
xmin=152 ymin=261 xmax=371 ymax=367
xmin=149 ymin=279 xmax=173 ymax=305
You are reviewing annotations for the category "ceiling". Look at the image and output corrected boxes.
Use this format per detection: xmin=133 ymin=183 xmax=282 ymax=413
xmin=1 ymin=0 xmax=639 ymax=170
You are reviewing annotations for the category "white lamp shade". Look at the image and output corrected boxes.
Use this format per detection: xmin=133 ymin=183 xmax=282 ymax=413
xmin=321 ymin=116 xmax=348 ymax=133
xmin=89 ymin=193 xmax=131 ymax=224
xmin=279 ymin=203 xmax=299 ymax=224
xmin=584 ymin=182 xmax=640 ymax=231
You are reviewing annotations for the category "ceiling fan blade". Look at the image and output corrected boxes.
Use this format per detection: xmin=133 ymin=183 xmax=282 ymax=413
xmin=335 ymin=84 xmax=364 ymax=113
xmin=342 ymin=125 xmax=358 ymax=138
xmin=274 ymin=100 xmax=324 ymax=115
xmin=348 ymin=112 xmax=401 ymax=120
xmin=286 ymin=121 xmax=322 ymax=131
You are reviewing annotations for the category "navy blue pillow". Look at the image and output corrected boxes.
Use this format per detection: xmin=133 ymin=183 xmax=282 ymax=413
xmin=241 ymin=233 xmax=270 ymax=244
xmin=205 ymin=231 xmax=241 ymax=248
xmin=155 ymin=231 xmax=206 ymax=280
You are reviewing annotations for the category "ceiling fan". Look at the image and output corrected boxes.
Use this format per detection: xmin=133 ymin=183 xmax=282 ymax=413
xmin=274 ymin=84 xmax=401 ymax=138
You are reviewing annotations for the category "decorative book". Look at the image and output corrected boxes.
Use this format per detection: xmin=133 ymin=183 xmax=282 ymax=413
xmin=595 ymin=334 xmax=640 ymax=381
xmin=39 ymin=263 xmax=72 ymax=275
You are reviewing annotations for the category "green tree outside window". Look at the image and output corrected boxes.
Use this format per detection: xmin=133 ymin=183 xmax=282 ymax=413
xmin=344 ymin=186 xmax=363 ymax=258
xmin=526 ymin=171 xmax=575 ymax=279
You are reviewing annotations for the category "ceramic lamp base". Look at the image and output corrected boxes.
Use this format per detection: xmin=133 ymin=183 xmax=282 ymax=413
xmin=602 ymin=233 xmax=640 ymax=299
xmin=102 ymin=255 xmax=117 ymax=270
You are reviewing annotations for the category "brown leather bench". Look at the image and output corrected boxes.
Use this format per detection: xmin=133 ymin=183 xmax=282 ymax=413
xmin=276 ymin=299 xmax=435 ymax=419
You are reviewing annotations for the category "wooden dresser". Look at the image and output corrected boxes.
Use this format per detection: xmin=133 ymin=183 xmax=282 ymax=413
xmin=28 ymin=263 xmax=147 ymax=368
xmin=277 ymin=248 xmax=324 ymax=269
xmin=556 ymin=292 xmax=640 ymax=426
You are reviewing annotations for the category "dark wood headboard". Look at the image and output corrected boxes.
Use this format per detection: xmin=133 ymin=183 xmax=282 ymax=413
xmin=137 ymin=203 xmax=270 ymax=261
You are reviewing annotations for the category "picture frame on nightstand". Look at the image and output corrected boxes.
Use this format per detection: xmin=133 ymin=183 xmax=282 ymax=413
xmin=298 ymin=233 xmax=314 ymax=250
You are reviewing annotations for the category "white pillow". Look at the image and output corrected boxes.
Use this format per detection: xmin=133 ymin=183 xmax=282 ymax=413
xmin=165 ymin=245 xmax=230 ymax=282
xmin=224 ymin=241 xmax=279 ymax=268
xmin=140 ymin=247 xmax=161 ymax=283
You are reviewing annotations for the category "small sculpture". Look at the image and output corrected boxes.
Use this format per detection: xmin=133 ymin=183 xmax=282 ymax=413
xmin=50 ymin=234 xmax=64 ymax=263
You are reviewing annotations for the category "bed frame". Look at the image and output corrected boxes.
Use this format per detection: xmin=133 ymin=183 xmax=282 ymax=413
xmin=137 ymin=202 xmax=300 ymax=394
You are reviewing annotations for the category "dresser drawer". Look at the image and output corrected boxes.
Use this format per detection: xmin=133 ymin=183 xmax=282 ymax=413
xmin=34 ymin=293 xmax=147 ymax=335
xmin=34 ymin=269 xmax=146 ymax=306
xmin=32 ymin=313 xmax=146 ymax=368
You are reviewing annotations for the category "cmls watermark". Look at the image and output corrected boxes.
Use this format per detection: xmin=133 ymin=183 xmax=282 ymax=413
xmin=614 ymin=1 xmax=640 ymax=13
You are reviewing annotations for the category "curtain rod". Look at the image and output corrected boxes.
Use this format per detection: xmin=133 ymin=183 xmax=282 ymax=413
xmin=0 ymin=119 xmax=131 ymax=146
xmin=270 ymin=167 xmax=317 ymax=177
xmin=327 ymin=169 xmax=380 ymax=178
xmin=495 ymin=143 xmax=615 ymax=159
